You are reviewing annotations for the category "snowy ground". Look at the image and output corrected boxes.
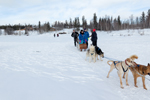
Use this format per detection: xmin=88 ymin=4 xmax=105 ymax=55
xmin=0 ymin=29 xmax=150 ymax=100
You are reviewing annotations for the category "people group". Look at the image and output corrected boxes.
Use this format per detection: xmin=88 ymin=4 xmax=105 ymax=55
xmin=71 ymin=28 xmax=98 ymax=51
xmin=54 ymin=33 xmax=59 ymax=37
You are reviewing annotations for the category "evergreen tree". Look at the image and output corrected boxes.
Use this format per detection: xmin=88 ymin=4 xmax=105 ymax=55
xmin=147 ymin=9 xmax=150 ymax=28
xmin=64 ymin=20 xmax=69 ymax=28
xmin=39 ymin=21 xmax=41 ymax=33
xmin=93 ymin=13 xmax=98 ymax=29
xmin=39 ymin=21 xmax=41 ymax=29
xmin=117 ymin=16 xmax=121 ymax=30
xmin=82 ymin=16 xmax=85 ymax=28
xmin=69 ymin=18 xmax=72 ymax=28
xmin=84 ymin=19 xmax=87 ymax=29
xmin=136 ymin=17 xmax=139 ymax=28
xmin=141 ymin=12 xmax=145 ymax=28
xmin=74 ymin=18 xmax=77 ymax=29
xmin=77 ymin=17 xmax=80 ymax=31
xmin=47 ymin=22 xmax=50 ymax=31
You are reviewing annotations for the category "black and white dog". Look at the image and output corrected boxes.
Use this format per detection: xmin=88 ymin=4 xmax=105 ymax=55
xmin=95 ymin=46 xmax=104 ymax=61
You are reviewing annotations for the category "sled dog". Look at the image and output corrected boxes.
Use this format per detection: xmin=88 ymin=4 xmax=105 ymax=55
xmin=123 ymin=55 xmax=150 ymax=90
xmin=85 ymin=45 xmax=96 ymax=62
xmin=107 ymin=55 xmax=138 ymax=89
xmin=95 ymin=46 xmax=104 ymax=61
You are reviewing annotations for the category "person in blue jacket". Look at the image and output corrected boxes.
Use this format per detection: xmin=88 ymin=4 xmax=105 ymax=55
xmin=79 ymin=30 xmax=86 ymax=51
xmin=84 ymin=28 xmax=89 ymax=48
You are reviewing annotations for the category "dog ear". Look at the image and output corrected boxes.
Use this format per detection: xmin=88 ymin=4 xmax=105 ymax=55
xmin=148 ymin=63 xmax=150 ymax=66
xmin=126 ymin=58 xmax=131 ymax=62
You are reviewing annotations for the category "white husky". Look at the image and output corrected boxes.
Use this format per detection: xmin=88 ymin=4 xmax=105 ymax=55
xmin=85 ymin=45 xmax=96 ymax=62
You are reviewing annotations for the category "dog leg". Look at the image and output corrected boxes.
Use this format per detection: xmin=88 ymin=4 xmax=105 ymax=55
xmin=97 ymin=55 xmax=99 ymax=60
xmin=107 ymin=65 xmax=114 ymax=78
xmin=100 ymin=56 xmax=103 ymax=61
xmin=123 ymin=72 xmax=125 ymax=78
xmin=134 ymin=75 xmax=138 ymax=87
xmin=142 ymin=77 xmax=147 ymax=90
xmin=125 ymin=72 xmax=129 ymax=86
xmin=94 ymin=55 xmax=96 ymax=63
xmin=89 ymin=56 xmax=91 ymax=63
xmin=118 ymin=73 xmax=124 ymax=89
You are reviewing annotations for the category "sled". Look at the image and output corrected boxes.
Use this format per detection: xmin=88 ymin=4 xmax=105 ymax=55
xmin=79 ymin=44 xmax=87 ymax=49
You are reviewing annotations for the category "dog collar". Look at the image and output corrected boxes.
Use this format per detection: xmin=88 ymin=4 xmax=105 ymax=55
xmin=125 ymin=60 xmax=130 ymax=67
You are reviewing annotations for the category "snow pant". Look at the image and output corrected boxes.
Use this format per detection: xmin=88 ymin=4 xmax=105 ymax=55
xmin=92 ymin=40 xmax=97 ymax=46
xmin=74 ymin=38 xmax=77 ymax=46
xmin=86 ymin=41 xmax=88 ymax=48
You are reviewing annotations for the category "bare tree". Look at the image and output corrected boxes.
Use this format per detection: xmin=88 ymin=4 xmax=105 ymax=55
xmin=129 ymin=15 xmax=134 ymax=29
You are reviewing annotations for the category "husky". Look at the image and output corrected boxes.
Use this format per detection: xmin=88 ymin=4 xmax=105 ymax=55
xmin=95 ymin=46 xmax=104 ymax=61
xmin=85 ymin=45 xmax=96 ymax=62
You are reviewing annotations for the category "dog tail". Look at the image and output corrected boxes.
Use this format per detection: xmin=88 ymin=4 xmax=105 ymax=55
xmin=107 ymin=60 xmax=113 ymax=66
xmin=130 ymin=55 xmax=138 ymax=60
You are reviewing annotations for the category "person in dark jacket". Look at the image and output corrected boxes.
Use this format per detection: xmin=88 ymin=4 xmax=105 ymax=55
xmin=91 ymin=29 xmax=98 ymax=46
xmin=71 ymin=30 xmax=79 ymax=46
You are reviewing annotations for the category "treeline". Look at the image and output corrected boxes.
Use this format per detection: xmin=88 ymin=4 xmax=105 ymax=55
xmin=0 ymin=22 xmax=51 ymax=35
xmin=0 ymin=24 xmax=26 ymax=30
xmin=52 ymin=9 xmax=150 ymax=31
xmin=91 ymin=9 xmax=150 ymax=31
xmin=0 ymin=9 xmax=150 ymax=35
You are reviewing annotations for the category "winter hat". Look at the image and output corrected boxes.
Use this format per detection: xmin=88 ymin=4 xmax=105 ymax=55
xmin=84 ymin=28 xmax=86 ymax=30
xmin=80 ymin=30 xmax=84 ymax=34
xmin=93 ymin=29 xmax=96 ymax=32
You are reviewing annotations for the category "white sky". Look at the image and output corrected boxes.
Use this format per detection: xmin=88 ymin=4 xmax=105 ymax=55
xmin=0 ymin=0 xmax=149 ymax=25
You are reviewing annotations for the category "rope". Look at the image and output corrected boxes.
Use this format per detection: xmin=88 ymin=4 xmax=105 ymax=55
xmin=132 ymin=67 xmax=150 ymax=81
xmin=104 ymin=56 xmax=121 ymax=61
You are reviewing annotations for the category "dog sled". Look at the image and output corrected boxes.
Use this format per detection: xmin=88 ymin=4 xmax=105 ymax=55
xmin=79 ymin=44 xmax=87 ymax=49
xmin=76 ymin=38 xmax=87 ymax=50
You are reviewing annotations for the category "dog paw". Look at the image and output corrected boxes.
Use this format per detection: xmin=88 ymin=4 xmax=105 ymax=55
xmin=126 ymin=84 xmax=129 ymax=86
xmin=135 ymin=85 xmax=138 ymax=87
xmin=144 ymin=87 xmax=147 ymax=90
xmin=121 ymin=87 xmax=124 ymax=89
xmin=107 ymin=76 xmax=109 ymax=78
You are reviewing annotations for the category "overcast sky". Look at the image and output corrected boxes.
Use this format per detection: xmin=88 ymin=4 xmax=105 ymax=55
xmin=0 ymin=0 xmax=149 ymax=25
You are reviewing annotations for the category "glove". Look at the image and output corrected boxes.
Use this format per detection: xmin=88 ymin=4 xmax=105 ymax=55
xmin=85 ymin=39 xmax=87 ymax=42
xmin=79 ymin=40 xmax=81 ymax=43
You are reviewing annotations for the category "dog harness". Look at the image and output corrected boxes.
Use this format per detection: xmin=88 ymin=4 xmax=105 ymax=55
xmin=121 ymin=62 xmax=128 ymax=72
xmin=113 ymin=61 xmax=121 ymax=70
xmin=113 ymin=61 xmax=128 ymax=72
xmin=137 ymin=65 xmax=140 ymax=67
xmin=91 ymin=53 xmax=94 ymax=55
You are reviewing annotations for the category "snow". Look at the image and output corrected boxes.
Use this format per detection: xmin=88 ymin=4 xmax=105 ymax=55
xmin=0 ymin=29 xmax=150 ymax=100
